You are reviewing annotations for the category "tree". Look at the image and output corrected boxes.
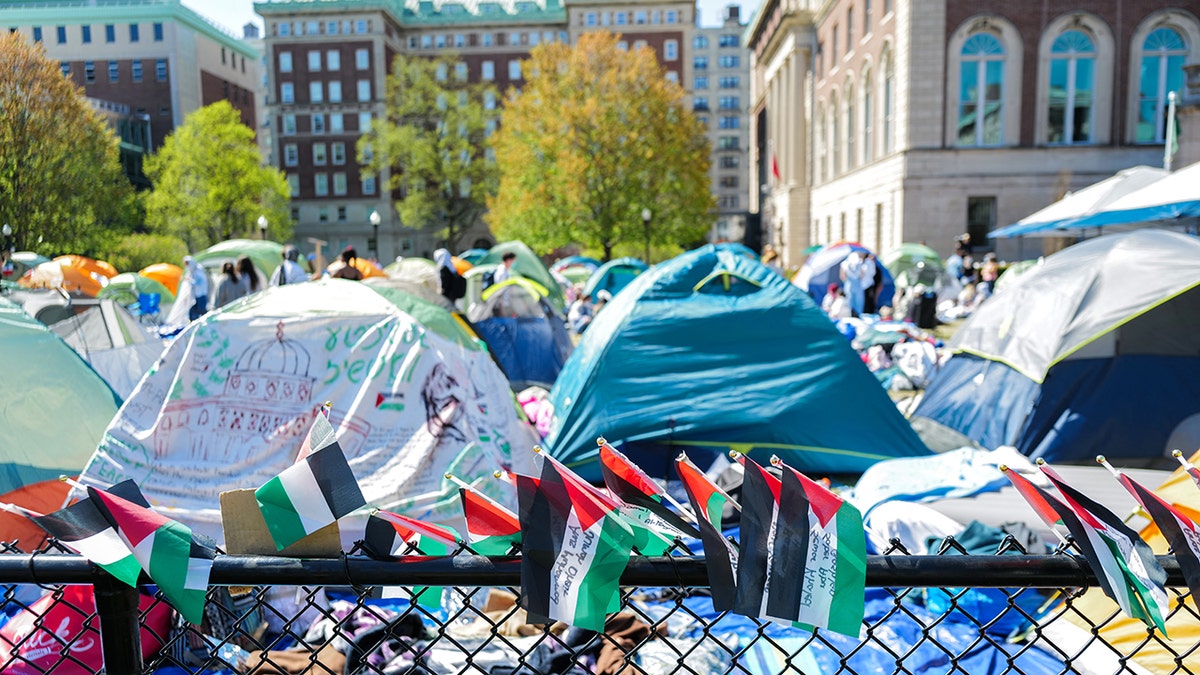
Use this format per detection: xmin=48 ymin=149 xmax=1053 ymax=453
xmin=361 ymin=53 xmax=499 ymax=250
xmin=487 ymin=32 xmax=714 ymax=261
xmin=0 ymin=32 xmax=138 ymax=255
xmin=104 ymin=233 xmax=189 ymax=274
xmin=143 ymin=101 xmax=290 ymax=250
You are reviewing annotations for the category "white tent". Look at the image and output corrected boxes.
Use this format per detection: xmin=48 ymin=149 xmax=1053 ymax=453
xmin=1068 ymin=159 xmax=1200 ymax=230
xmin=990 ymin=166 xmax=1169 ymax=238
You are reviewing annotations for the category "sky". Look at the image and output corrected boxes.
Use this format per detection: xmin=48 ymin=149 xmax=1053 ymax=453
xmin=184 ymin=0 xmax=764 ymax=36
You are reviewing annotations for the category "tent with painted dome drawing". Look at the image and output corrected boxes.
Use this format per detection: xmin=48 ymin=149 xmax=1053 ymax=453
xmin=77 ymin=279 xmax=540 ymax=542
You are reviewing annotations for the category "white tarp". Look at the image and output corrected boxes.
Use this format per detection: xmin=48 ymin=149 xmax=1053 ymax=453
xmin=990 ymin=166 xmax=1169 ymax=238
xmin=78 ymin=280 xmax=540 ymax=542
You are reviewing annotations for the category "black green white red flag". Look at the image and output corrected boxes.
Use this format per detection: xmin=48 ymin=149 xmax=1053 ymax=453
xmin=599 ymin=439 xmax=700 ymax=538
xmin=255 ymin=441 xmax=366 ymax=551
xmin=363 ymin=510 xmax=460 ymax=608
xmin=674 ymin=453 xmax=738 ymax=611
xmin=26 ymin=498 xmax=142 ymax=588
xmin=458 ymin=487 xmax=521 ymax=555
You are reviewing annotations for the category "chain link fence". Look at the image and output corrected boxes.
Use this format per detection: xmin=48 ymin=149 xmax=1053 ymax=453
xmin=0 ymin=537 xmax=1196 ymax=674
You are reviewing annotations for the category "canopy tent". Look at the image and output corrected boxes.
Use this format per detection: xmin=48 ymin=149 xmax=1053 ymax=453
xmin=476 ymin=241 xmax=565 ymax=311
xmin=1065 ymin=159 xmax=1200 ymax=231
xmin=193 ymin=239 xmax=307 ymax=284
xmin=51 ymin=298 xmax=165 ymax=399
xmin=6 ymin=252 xmax=52 ymax=279
xmin=792 ymin=241 xmax=896 ymax=308
xmin=882 ymin=243 xmax=945 ymax=289
xmin=990 ymin=166 xmax=1170 ymax=238
xmin=77 ymin=279 xmax=538 ymax=542
xmin=0 ymin=297 xmax=122 ymax=544
xmin=545 ymin=244 xmax=929 ymax=481
xmin=913 ymin=230 xmax=1200 ymax=467
xmin=582 ymin=256 xmax=649 ymax=299
xmin=468 ymin=278 xmax=573 ymax=390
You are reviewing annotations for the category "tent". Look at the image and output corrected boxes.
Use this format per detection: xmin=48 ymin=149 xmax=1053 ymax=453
xmin=139 ymin=263 xmax=183 ymax=297
xmin=545 ymin=244 xmax=929 ymax=481
xmin=6 ymin=252 xmax=52 ymax=279
xmin=51 ymin=298 xmax=165 ymax=399
xmin=468 ymin=278 xmax=573 ymax=390
xmin=193 ymin=239 xmax=301 ymax=284
xmin=793 ymin=241 xmax=896 ymax=308
xmin=1064 ymin=160 xmax=1200 ymax=232
xmin=54 ymin=255 xmax=118 ymax=280
xmin=0 ymin=297 xmax=122 ymax=544
xmin=913 ymin=230 xmax=1200 ymax=467
xmin=715 ymin=242 xmax=760 ymax=260
xmin=990 ymin=166 xmax=1170 ymax=238
xmin=457 ymin=248 xmax=489 ymax=265
xmin=550 ymin=256 xmax=602 ymax=286
xmin=582 ymin=257 xmax=649 ymax=299
xmin=476 ymin=242 xmax=565 ymax=311
xmin=77 ymin=279 xmax=540 ymax=542
xmin=882 ymin=243 xmax=944 ymax=289
xmin=97 ymin=272 xmax=176 ymax=305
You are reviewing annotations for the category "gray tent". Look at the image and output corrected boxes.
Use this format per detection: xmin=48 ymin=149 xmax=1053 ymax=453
xmin=51 ymin=299 xmax=164 ymax=399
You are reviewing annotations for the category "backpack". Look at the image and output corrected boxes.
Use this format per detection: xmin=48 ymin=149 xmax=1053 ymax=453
xmin=481 ymin=269 xmax=496 ymax=289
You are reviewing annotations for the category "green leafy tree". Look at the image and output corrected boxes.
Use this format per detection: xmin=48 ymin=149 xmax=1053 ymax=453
xmin=361 ymin=53 xmax=499 ymax=250
xmin=144 ymin=101 xmax=290 ymax=250
xmin=0 ymin=32 xmax=138 ymax=255
xmin=104 ymin=233 xmax=189 ymax=273
xmin=488 ymin=31 xmax=714 ymax=261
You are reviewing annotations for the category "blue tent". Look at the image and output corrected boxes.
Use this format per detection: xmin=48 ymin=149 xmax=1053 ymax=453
xmin=467 ymin=278 xmax=573 ymax=390
xmin=793 ymin=242 xmax=895 ymax=308
xmin=545 ymin=245 xmax=929 ymax=480
xmin=582 ymin=257 xmax=649 ymax=299
xmin=913 ymin=230 xmax=1200 ymax=467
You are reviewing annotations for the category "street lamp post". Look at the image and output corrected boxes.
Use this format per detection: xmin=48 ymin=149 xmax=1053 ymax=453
xmin=369 ymin=209 xmax=381 ymax=258
xmin=1 ymin=224 xmax=12 ymax=276
xmin=641 ymin=208 xmax=652 ymax=263
xmin=257 ymin=215 xmax=268 ymax=240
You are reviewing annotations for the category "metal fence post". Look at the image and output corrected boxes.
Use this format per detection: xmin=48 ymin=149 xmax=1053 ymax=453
xmin=92 ymin=568 xmax=143 ymax=675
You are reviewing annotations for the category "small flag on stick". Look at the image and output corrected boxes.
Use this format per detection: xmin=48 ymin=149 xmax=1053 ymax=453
xmin=255 ymin=435 xmax=366 ymax=551
xmin=1173 ymin=449 xmax=1200 ymax=491
xmin=363 ymin=510 xmax=460 ymax=608
xmin=17 ymin=498 xmax=143 ymax=589
xmin=675 ymin=453 xmax=738 ymax=611
xmin=448 ymin=473 xmax=521 ymax=555
xmin=599 ymin=438 xmax=700 ymax=539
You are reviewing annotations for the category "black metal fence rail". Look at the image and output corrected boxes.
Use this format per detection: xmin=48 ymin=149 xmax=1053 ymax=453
xmin=0 ymin=545 xmax=1197 ymax=675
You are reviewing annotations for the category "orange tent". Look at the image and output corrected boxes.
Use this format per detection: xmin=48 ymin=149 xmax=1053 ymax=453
xmin=327 ymin=257 xmax=388 ymax=279
xmin=452 ymin=256 xmax=473 ymax=274
xmin=54 ymin=255 xmax=118 ymax=279
xmin=139 ymin=262 xmax=183 ymax=296
xmin=0 ymin=480 xmax=70 ymax=550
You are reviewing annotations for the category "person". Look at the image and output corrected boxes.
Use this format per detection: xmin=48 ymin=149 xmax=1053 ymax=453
xmin=823 ymin=285 xmax=851 ymax=320
xmin=979 ymin=252 xmax=1000 ymax=296
xmin=761 ymin=245 xmax=783 ymax=275
xmin=820 ymin=282 xmax=840 ymax=314
xmin=214 ymin=262 xmax=244 ymax=308
xmin=270 ymin=245 xmax=308 ymax=286
xmin=491 ymin=251 xmax=517 ymax=285
xmin=330 ymin=248 xmax=364 ymax=280
xmin=434 ymin=248 xmax=466 ymax=302
xmin=183 ymin=256 xmax=209 ymax=321
xmin=568 ymin=292 xmax=595 ymax=334
xmin=236 ymin=256 xmax=260 ymax=295
xmin=839 ymin=251 xmax=867 ymax=317
xmin=860 ymin=253 xmax=880 ymax=314
xmin=594 ymin=289 xmax=612 ymax=314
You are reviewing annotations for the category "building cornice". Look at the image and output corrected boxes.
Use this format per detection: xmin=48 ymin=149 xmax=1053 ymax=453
xmin=254 ymin=0 xmax=568 ymax=26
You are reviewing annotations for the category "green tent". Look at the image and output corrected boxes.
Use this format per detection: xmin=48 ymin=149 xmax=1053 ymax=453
xmin=476 ymin=241 xmax=566 ymax=312
xmin=882 ymin=243 xmax=944 ymax=289
xmin=193 ymin=239 xmax=310 ymax=278
xmin=97 ymin=272 xmax=176 ymax=305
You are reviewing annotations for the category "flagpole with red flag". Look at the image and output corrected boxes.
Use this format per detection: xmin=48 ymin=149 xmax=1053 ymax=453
xmin=1173 ymin=449 xmax=1200 ymax=490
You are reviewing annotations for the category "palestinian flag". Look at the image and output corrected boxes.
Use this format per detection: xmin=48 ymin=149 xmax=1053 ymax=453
xmin=675 ymin=453 xmax=738 ymax=611
xmin=1000 ymin=466 xmax=1063 ymax=530
xmin=87 ymin=487 xmax=214 ymax=624
xmin=731 ymin=455 xmax=780 ymax=619
xmin=1109 ymin=466 xmax=1200 ymax=613
xmin=29 ymin=498 xmax=142 ymax=588
xmin=459 ymin=487 xmax=521 ymax=555
xmin=599 ymin=439 xmax=700 ymax=538
xmin=1039 ymin=463 xmax=1170 ymax=633
xmin=295 ymin=402 xmax=336 ymax=462
xmin=363 ymin=511 xmax=460 ymax=608
xmin=255 ymin=442 xmax=366 ymax=550
xmin=515 ymin=459 xmax=635 ymax=632
xmin=770 ymin=459 xmax=866 ymax=637
xmin=1175 ymin=449 xmax=1200 ymax=490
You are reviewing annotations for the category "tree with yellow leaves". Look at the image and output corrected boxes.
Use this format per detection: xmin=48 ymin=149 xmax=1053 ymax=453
xmin=487 ymin=31 xmax=713 ymax=261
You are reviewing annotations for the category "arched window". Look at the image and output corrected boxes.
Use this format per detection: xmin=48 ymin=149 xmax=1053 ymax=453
xmin=1136 ymin=27 xmax=1186 ymax=143
xmin=1048 ymin=29 xmax=1096 ymax=144
xmin=883 ymin=52 xmax=895 ymax=153
xmin=958 ymin=33 xmax=1004 ymax=145
xmin=846 ymin=82 xmax=856 ymax=169
xmin=862 ymin=69 xmax=874 ymax=162
xmin=815 ymin=103 xmax=826 ymax=183
xmin=830 ymin=91 xmax=841 ymax=175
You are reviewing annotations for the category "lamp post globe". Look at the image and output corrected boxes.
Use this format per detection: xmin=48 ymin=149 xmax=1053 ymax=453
xmin=257 ymin=215 xmax=268 ymax=240
xmin=369 ymin=209 xmax=381 ymax=257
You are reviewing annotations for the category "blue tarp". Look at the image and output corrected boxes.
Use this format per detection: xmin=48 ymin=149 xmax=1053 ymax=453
xmin=470 ymin=282 xmax=572 ymax=390
xmin=546 ymin=245 xmax=929 ymax=480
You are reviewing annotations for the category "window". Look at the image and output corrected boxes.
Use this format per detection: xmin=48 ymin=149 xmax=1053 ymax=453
xmin=329 ymin=81 xmax=342 ymax=102
xmin=617 ymin=41 xmax=628 ymax=51
xmin=862 ymin=70 xmax=873 ymax=162
xmin=278 ymin=22 xmax=291 ymax=37
xmin=695 ymin=56 xmax=709 ymax=70
xmin=284 ymin=144 xmax=298 ymax=166
xmin=357 ymin=80 xmax=370 ymax=101
xmin=81 ymin=25 xmax=91 ymax=43
xmin=287 ymin=174 xmax=299 ymax=197
xmin=312 ymin=113 xmax=326 ymax=134
xmin=665 ymin=40 xmax=678 ymax=60
xmin=153 ymin=22 xmax=163 ymax=41
xmin=327 ymin=50 xmax=340 ymax=70
xmin=614 ymin=12 xmax=627 ymax=26
xmin=309 ymin=81 xmax=323 ymax=103
xmin=108 ymin=61 xmax=118 ymax=82
xmin=308 ymin=51 xmax=321 ymax=72
xmin=483 ymin=90 xmax=496 ymax=110
xmin=56 ymin=26 xmax=66 ymax=44
xmin=1048 ymin=30 xmax=1095 ymax=144
xmin=529 ymin=32 xmax=539 ymax=46
xmin=314 ymin=173 xmax=329 ymax=196
xmin=362 ymin=175 xmax=376 ymax=195
xmin=883 ymin=53 xmax=894 ymax=153
xmin=338 ymin=206 xmax=347 ymax=221
xmin=306 ymin=21 xmax=319 ymax=35
xmin=282 ymin=113 xmax=297 ymax=134
xmin=885 ymin=0 xmax=892 ymax=15
xmin=1136 ymin=27 xmax=1186 ymax=143
xmin=330 ymin=113 xmax=343 ymax=133
xmin=719 ymin=76 xmax=739 ymax=88
xmin=633 ymin=40 xmax=647 ymax=51
xmin=326 ymin=21 xmax=338 ymax=35
xmin=719 ymin=34 xmax=738 ymax=47
xmin=832 ymin=25 xmax=838 ymax=59
xmin=846 ymin=83 xmax=856 ymax=169
xmin=847 ymin=8 xmax=854 ymax=46
xmin=958 ymin=33 xmax=1005 ymax=146
xmin=104 ymin=24 xmax=115 ymax=42
xmin=332 ymin=143 xmax=346 ymax=164
xmin=333 ymin=173 xmax=348 ymax=196
xmin=131 ymin=60 xmax=142 ymax=82
xmin=61 ymin=61 xmax=69 ymax=77
xmin=719 ymin=116 xmax=739 ymax=129
xmin=718 ymin=55 xmax=739 ymax=68
xmin=666 ymin=71 xmax=678 ymax=83
xmin=313 ymin=143 xmax=327 ymax=165
xmin=508 ymin=60 xmax=521 ymax=80
xmin=156 ymin=58 xmax=167 ymax=81
xmin=719 ymin=176 xmax=738 ymax=188
xmin=693 ymin=97 xmax=709 ymax=111
xmin=666 ymin=10 xmax=678 ymax=24
xmin=279 ymin=52 xmax=292 ymax=73
xmin=355 ymin=48 xmax=369 ymax=70
xmin=421 ymin=35 xmax=432 ymax=48
xmin=482 ymin=33 xmax=493 ymax=47
xmin=456 ymin=62 xmax=468 ymax=80
xmin=281 ymin=82 xmax=294 ymax=103
xmin=585 ymin=12 xmax=597 ymax=26
xmin=482 ymin=61 xmax=495 ymax=81
xmin=358 ymin=112 xmax=371 ymax=132
xmin=694 ymin=35 xmax=709 ymax=49
xmin=831 ymin=93 xmax=840 ymax=174
xmin=354 ymin=19 xmax=367 ymax=34
xmin=32 ymin=26 xmax=41 ymax=42
xmin=455 ymin=34 xmax=465 ymax=47
xmin=718 ymin=136 xmax=738 ymax=149
xmin=129 ymin=24 xmax=139 ymax=42
xmin=718 ymin=96 xmax=739 ymax=110
xmin=436 ymin=34 xmax=446 ymax=48
xmin=636 ymin=11 xmax=647 ymax=24
xmin=865 ymin=0 xmax=872 ymax=33
xmin=967 ymin=196 xmax=995 ymax=248
xmin=84 ymin=61 xmax=95 ymax=83
xmin=221 ymin=48 xmax=227 ymax=65
xmin=694 ymin=76 xmax=708 ymax=89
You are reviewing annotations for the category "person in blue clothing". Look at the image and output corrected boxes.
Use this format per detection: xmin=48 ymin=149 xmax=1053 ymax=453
xmin=183 ymin=256 xmax=209 ymax=321
xmin=839 ymin=251 xmax=867 ymax=317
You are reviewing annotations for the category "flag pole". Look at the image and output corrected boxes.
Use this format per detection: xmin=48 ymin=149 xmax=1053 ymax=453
xmin=446 ymin=472 xmax=519 ymax=521
xmin=59 ymin=475 xmax=88 ymax=492
xmin=679 ymin=452 xmax=741 ymax=511
xmin=1165 ymin=91 xmax=1178 ymax=171
xmin=998 ymin=464 xmax=1070 ymax=546
xmin=1172 ymin=449 xmax=1200 ymax=489
xmin=0 ymin=502 xmax=44 ymax=518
